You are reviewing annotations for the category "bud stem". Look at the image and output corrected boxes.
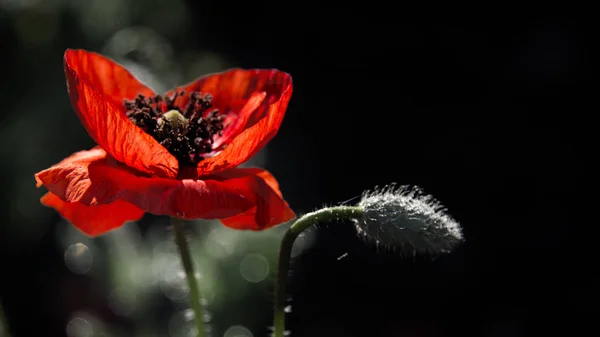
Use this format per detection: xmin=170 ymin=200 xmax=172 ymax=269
xmin=273 ymin=206 xmax=363 ymax=337
xmin=171 ymin=217 xmax=205 ymax=337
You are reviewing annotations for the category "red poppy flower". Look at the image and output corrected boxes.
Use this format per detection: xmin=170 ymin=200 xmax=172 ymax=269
xmin=35 ymin=49 xmax=295 ymax=236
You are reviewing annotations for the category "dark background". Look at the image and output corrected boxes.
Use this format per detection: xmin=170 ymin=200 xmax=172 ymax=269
xmin=0 ymin=2 xmax=594 ymax=337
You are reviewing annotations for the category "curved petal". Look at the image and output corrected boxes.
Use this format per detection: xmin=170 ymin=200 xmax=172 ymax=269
xmin=164 ymin=68 xmax=292 ymax=176
xmin=41 ymin=192 xmax=144 ymax=237
xmin=165 ymin=68 xmax=284 ymax=117
xmin=211 ymin=91 xmax=267 ymax=150
xmin=35 ymin=147 xmax=109 ymax=204
xmin=64 ymin=49 xmax=156 ymax=108
xmin=197 ymin=83 xmax=291 ymax=176
xmin=64 ymin=49 xmax=178 ymax=178
xmin=213 ymin=168 xmax=296 ymax=230
xmin=243 ymin=168 xmax=284 ymax=198
xmin=36 ymin=152 xmax=255 ymax=220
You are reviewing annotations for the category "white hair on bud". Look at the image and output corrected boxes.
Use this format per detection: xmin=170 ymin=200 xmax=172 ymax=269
xmin=356 ymin=183 xmax=464 ymax=255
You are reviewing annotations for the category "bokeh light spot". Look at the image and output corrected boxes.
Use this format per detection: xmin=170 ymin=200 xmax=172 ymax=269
xmin=239 ymin=254 xmax=269 ymax=283
xmin=224 ymin=325 xmax=253 ymax=337
xmin=64 ymin=243 xmax=93 ymax=274
xmin=66 ymin=317 xmax=93 ymax=337
xmin=168 ymin=310 xmax=196 ymax=337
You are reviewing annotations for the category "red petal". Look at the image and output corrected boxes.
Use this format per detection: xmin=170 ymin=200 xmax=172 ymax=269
xmin=64 ymin=49 xmax=178 ymax=178
xmin=63 ymin=49 xmax=156 ymax=108
xmin=36 ymin=151 xmax=255 ymax=220
xmin=41 ymin=192 xmax=144 ymax=237
xmin=212 ymin=91 xmax=267 ymax=150
xmin=197 ymin=85 xmax=291 ymax=176
xmin=214 ymin=168 xmax=296 ymax=230
xmin=243 ymin=168 xmax=284 ymax=198
xmin=35 ymin=147 xmax=109 ymax=204
xmin=165 ymin=69 xmax=292 ymax=176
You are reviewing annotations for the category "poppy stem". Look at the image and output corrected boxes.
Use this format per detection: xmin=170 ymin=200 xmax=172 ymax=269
xmin=273 ymin=206 xmax=363 ymax=337
xmin=171 ymin=217 xmax=206 ymax=337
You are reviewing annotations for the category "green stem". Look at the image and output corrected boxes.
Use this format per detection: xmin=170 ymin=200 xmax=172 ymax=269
xmin=171 ymin=217 xmax=205 ymax=337
xmin=273 ymin=206 xmax=363 ymax=337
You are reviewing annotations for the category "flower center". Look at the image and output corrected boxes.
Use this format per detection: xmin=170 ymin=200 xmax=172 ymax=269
xmin=124 ymin=91 xmax=225 ymax=165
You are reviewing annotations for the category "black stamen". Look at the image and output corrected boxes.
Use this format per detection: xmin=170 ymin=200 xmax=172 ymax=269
xmin=124 ymin=91 xmax=225 ymax=166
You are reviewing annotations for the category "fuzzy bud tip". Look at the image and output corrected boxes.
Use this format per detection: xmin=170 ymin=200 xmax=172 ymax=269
xmin=356 ymin=184 xmax=464 ymax=255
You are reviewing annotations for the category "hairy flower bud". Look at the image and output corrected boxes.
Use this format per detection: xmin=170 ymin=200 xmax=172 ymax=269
xmin=356 ymin=184 xmax=464 ymax=255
